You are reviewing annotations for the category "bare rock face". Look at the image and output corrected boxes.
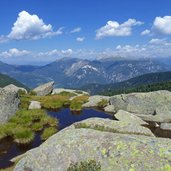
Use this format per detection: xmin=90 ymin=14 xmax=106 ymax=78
xmin=14 ymin=118 xmax=171 ymax=171
xmin=4 ymin=84 xmax=27 ymax=94
xmin=0 ymin=88 xmax=20 ymax=124
xmin=160 ymin=123 xmax=171 ymax=131
xmin=109 ymin=90 xmax=171 ymax=122
xmin=33 ymin=81 xmax=54 ymax=96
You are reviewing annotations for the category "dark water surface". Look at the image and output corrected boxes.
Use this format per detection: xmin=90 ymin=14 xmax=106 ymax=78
xmin=0 ymin=108 xmax=113 ymax=169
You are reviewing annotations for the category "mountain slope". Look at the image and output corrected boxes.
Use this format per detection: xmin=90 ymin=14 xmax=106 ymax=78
xmin=0 ymin=57 xmax=170 ymax=88
xmin=80 ymin=71 xmax=171 ymax=94
xmin=0 ymin=73 xmax=29 ymax=89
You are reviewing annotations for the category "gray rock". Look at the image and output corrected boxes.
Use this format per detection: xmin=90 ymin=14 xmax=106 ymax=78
xmin=52 ymin=88 xmax=89 ymax=96
xmin=33 ymin=81 xmax=54 ymax=96
xmin=104 ymin=105 xmax=115 ymax=113
xmin=160 ymin=123 xmax=171 ymax=131
xmin=74 ymin=118 xmax=154 ymax=137
xmin=4 ymin=84 xmax=27 ymax=94
xmin=14 ymin=121 xmax=171 ymax=171
xmin=115 ymin=110 xmax=147 ymax=125
xmin=110 ymin=90 xmax=171 ymax=122
xmin=0 ymin=88 xmax=20 ymax=124
xmin=28 ymin=101 xmax=41 ymax=109
xmin=83 ymin=95 xmax=109 ymax=108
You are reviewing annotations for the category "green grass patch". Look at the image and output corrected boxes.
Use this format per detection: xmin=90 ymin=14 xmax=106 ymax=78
xmin=41 ymin=127 xmax=57 ymax=141
xmin=31 ymin=123 xmax=43 ymax=131
xmin=70 ymin=95 xmax=89 ymax=111
xmin=97 ymin=99 xmax=108 ymax=109
xmin=67 ymin=160 xmax=101 ymax=171
xmin=41 ymin=116 xmax=58 ymax=127
xmin=58 ymin=91 xmax=77 ymax=97
xmin=13 ymin=127 xmax=34 ymax=144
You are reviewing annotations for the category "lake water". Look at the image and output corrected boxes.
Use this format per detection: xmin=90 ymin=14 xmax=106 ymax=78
xmin=0 ymin=108 xmax=113 ymax=169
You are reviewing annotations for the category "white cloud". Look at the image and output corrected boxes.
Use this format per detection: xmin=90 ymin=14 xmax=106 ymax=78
xmin=8 ymin=11 xmax=63 ymax=40
xmin=141 ymin=29 xmax=150 ymax=36
xmin=153 ymin=16 xmax=171 ymax=35
xmin=76 ymin=37 xmax=85 ymax=42
xmin=38 ymin=49 xmax=73 ymax=57
xmin=96 ymin=19 xmax=143 ymax=39
xmin=70 ymin=27 xmax=81 ymax=33
xmin=0 ymin=48 xmax=31 ymax=58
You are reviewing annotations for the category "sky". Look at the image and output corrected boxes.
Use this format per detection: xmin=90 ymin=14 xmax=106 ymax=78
xmin=0 ymin=0 xmax=171 ymax=65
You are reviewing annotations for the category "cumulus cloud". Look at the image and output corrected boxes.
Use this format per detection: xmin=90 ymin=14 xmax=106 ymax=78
xmin=141 ymin=29 xmax=151 ymax=36
xmin=70 ymin=27 xmax=81 ymax=33
xmin=8 ymin=11 xmax=63 ymax=40
xmin=96 ymin=19 xmax=143 ymax=39
xmin=152 ymin=16 xmax=171 ymax=35
xmin=76 ymin=37 xmax=85 ymax=42
xmin=0 ymin=48 xmax=31 ymax=58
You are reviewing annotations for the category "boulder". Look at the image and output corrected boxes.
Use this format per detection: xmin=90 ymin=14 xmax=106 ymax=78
xmin=33 ymin=81 xmax=54 ymax=96
xmin=28 ymin=101 xmax=41 ymax=110
xmin=52 ymin=88 xmax=89 ymax=95
xmin=14 ymin=120 xmax=171 ymax=171
xmin=3 ymin=84 xmax=27 ymax=94
xmin=110 ymin=90 xmax=171 ymax=122
xmin=0 ymin=88 xmax=20 ymax=124
xmin=83 ymin=95 xmax=109 ymax=108
xmin=104 ymin=105 xmax=115 ymax=113
xmin=115 ymin=110 xmax=147 ymax=125
xmin=160 ymin=123 xmax=171 ymax=131
xmin=74 ymin=118 xmax=154 ymax=137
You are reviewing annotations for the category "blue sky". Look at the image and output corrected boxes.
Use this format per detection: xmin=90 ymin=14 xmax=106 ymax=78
xmin=0 ymin=0 xmax=171 ymax=65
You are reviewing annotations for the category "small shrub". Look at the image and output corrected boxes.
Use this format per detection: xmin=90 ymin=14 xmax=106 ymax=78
xmin=97 ymin=99 xmax=108 ymax=109
xmin=18 ymin=89 xmax=27 ymax=96
xmin=14 ymin=127 xmax=34 ymax=144
xmin=67 ymin=160 xmax=101 ymax=171
xmin=29 ymin=90 xmax=37 ymax=96
xmin=41 ymin=127 xmax=57 ymax=141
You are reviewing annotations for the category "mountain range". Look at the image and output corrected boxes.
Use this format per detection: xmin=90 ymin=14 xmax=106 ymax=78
xmin=81 ymin=71 xmax=171 ymax=94
xmin=0 ymin=57 xmax=171 ymax=88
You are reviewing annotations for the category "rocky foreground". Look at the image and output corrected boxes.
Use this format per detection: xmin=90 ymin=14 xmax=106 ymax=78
xmin=0 ymin=82 xmax=171 ymax=170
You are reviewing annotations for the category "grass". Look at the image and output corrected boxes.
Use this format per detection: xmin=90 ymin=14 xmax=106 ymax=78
xmin=0 ymin=109 xmax=58 ymax=144
xmin=70 ymin=95 xmax=89 ymax=111
xmin=58 ymin=91 xmax=77 ymax=97
xmin=31 ymin=123 xmax=43 ymax=131
xmin=41 ymin=127 xmax=58 ymax=141
xmin=97 ymin=99 xmax=108 ymax=109
xmin=67 ymin=160 xmax=101 ymax=171
xmin=13 ymin=127 xmax=35 ymax=144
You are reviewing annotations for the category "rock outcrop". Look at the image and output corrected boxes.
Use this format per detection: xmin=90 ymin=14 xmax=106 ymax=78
xmin=52 ymin=88 xmax=89 ymax=95
xmin=14 ymin=118 xmax=171 ymax=171
xmin=3 ymin=84 xmax=27 ymax=94
xmin=0 ymin=88 xmax=20 ymax=124
xmin=83 ymin=95 xmax=109 ymax=108
xmin=160 ymin=123 xmax=171 ymax=131
xmin=28 ymin=101 xmax=41 ymax=109
xmin=33 ymin=81 xmax=54 ymax=96
xmin=109 ymin=90 xmax=171 ymax=122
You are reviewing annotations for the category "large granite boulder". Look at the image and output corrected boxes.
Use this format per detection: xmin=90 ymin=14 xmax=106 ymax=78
xmin=33 ymin=81 xmax=54 ymax=96
xmin=3 ymin=84 xmax=27 ymax=94
xmin=0 ymin=88 xmax=20 ymax=124
xmin=83 ymin=95 xmax=110 ymax=108
xmin=110 ymin=90 xmax=171 ymax=122
xmin=14 ymin=119 xmax=171 ymax=171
